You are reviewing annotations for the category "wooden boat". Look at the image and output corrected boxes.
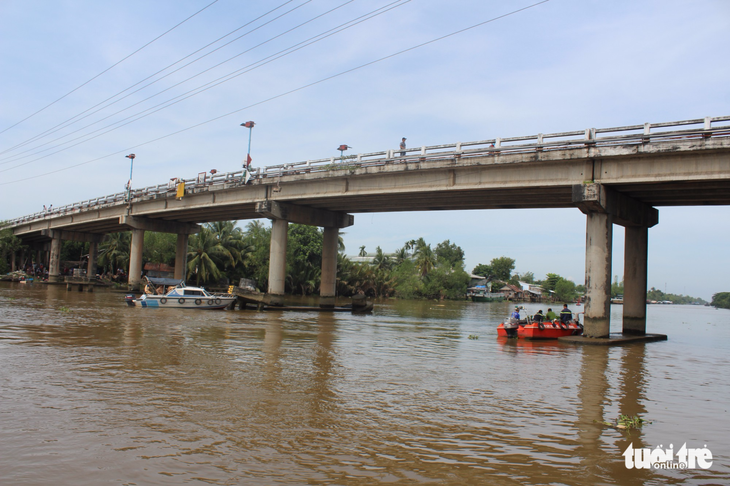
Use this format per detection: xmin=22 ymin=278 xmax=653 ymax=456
xmin=125 ymin=277 xmax=236 ymax=309
xmin=497 ymin=316 xmax=583 ymax=339
xmin=467 ymin=286 xmax=504 ymax=302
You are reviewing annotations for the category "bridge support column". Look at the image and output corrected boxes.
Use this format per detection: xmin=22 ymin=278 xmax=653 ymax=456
xmin=87 ymin=240 xmax=98 ymax=278
xmin=267 ymin=219 xmax=288 ymax=304
xmin=175 ymin=233 xmax=189 ymax=281
xmin=623 ymin=226 xmax=648 ymax=335
xmin=320 ymin=227 xmax=339 ymax=308
xmin=49 ymin=236 xmax=62 ymax=283
xmin=10 ymin=251 xmax=16 ymax=272
xmin=128 ymin=228 xmax=145 ymax=290
xmin=573 ymin=183 xmax=658 ymax=338
xmin=583 ymin=212 xmax=613 ymax=338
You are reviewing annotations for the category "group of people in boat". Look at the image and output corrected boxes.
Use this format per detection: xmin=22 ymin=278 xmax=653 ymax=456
xmin=514 ymin=304 xmax=574 ymax=324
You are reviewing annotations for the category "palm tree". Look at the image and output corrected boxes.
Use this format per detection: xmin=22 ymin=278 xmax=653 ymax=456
xmin=359 ymin=245 xmax=367 ymax=257
xmin=187 ymin=226 xmax=232 ymax=286
xmin=414 ymin=239 xmax=435 ymax=277
xmin=98 ymin=232 xmax=130 ymax=275
xmin=207 ymin=220 xmax=248 ymax=270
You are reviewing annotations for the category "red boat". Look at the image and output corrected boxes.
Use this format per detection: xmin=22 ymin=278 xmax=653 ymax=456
xmin=497 ymin=319 xmax=582 ymax=339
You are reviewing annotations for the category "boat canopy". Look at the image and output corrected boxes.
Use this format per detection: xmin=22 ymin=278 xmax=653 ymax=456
xmin=146 ymin=277 xmax=184 ymax=287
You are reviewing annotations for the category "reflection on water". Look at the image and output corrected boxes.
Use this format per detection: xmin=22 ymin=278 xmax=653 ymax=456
xmin=0 ymin=282 xmax=728 ymax=485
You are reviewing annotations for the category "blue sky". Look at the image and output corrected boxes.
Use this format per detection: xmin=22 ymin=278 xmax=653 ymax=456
xmin=0 ymin=0 xmax=728 ymax=299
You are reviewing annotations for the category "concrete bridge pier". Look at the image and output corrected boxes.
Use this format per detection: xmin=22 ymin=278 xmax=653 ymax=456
xmin=118 ymin=216 xmax=201 ymax=291
xmin=623 ymin=226 xmax=649 ymax=335
xmin=174 ymin=233 xmax=189 ymax=281
xmin=128 ymin=228 xmax=145 ymax=290
xmin=574 ymin=184 xmax=658 ymax=338
xmin=87 ymin=240 xmax=98 ymax=278
xmin=583 ymin=211 xmax=613 ymax=337
xmin=256 ymin=201 xmax=354 ymax=307
xmin=268 ymin=218 xmax=289 ymax=305
xmin=49 ymin=236 xmax=62 ymax=283
xmin=320 ymin=227 xmax=339 ymax=308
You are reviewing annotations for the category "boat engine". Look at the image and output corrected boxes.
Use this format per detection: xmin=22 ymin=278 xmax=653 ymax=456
xmin=124 ymin=294 xmax=136 ymax=306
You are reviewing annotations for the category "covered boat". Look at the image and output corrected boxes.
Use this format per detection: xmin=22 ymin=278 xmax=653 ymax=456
xmin=125 ymin=277 xmax=236 ymax=309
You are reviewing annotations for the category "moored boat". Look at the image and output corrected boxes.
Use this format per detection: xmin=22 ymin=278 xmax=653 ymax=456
xmin=125 ymin=277 xmax=236 ymax=309
xmin=467 ymin=286 xmax=504 ymax=302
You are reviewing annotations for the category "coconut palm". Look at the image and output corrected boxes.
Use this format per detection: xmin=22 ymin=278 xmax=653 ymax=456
xmin=187 ymin=226 xmax=232 ymax=285
xmin=359 ymin=245 xmax=367 ymax=257
xmin=98 ymin=232 xmax=130 ymax=275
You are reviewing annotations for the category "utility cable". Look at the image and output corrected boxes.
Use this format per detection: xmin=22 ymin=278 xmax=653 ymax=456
xmin=0 ymin=0 xmax=551 ymax=186
xmin=0 ymin=0 xmax=301 ymax=157
xmin=0 ymin=0 xmax=220 ymax=137
xmin=0 ymin=0 xmax=402 ymax=168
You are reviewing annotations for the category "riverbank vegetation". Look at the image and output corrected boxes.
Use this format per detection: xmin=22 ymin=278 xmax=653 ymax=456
xmin=0 ymin=219 xmax=714 ymax=304
xmin=711 ymin=292 xmax=730 ymax=310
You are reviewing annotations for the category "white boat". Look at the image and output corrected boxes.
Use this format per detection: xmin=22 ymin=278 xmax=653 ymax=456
xmin=125 ymin=278 xmax=236 ymax=309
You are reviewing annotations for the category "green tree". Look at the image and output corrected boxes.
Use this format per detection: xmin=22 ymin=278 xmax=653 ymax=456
xmin=359 ymin=245 xmax=367 ymax=257
xmin=434 ymin=240 xmax=465 ymax=269
xmin=472 ymin=263 xmax=491 ymax=277
xmin=711 ymin=292 xmax=730 ymax=309
xmin=489 ymin=256 xmax=515 ymax=282
xmin=98 ymin=232 xmax=130 ymax=275
xmin=143 ymin=232 xmax=176 ymax=266
xmin=242 ymin=220 xmax=271 ymax=290
xmin=611 ymin=275 xmax=624 ymax=298
xmin=0 ymin=225 xmax=23 ymax=274
xmin=287 ymin=224 xmax=323 ymax=295
xmin=413 ymin=238 xmax=436 ymax=277
xmin=554 ymin=278 xmax=577 ymax=302
xmin=187 ymin=226 xmax=231 ymax=286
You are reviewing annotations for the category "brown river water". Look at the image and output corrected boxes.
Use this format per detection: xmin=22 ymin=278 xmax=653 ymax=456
xmin=1 ymin=282 xmax=728 ymax=485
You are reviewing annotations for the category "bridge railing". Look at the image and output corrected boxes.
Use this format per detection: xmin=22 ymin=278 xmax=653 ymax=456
xmin=5 ymin=115 xmax=730 ymax=228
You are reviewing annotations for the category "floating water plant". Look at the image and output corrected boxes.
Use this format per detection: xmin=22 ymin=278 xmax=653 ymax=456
xmin=468 ymin=334 xmax=479 ymax=340
xmin=597 ymin=414 xmax=650 ymax=432
xmin=59 ymin=306 xmax=70 ymax=313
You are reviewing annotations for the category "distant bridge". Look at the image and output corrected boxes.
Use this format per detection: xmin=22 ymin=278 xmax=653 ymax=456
xmin=5 ymin=115 xmax=730 ymax=340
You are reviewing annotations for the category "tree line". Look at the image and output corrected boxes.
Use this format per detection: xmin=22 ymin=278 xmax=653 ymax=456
xmin=0 ymin=220 xmax=717 ymax=304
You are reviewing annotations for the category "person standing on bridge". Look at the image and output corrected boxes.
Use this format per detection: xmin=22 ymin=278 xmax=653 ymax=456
xmin=400 ymin=137 xmax=406 ymax=158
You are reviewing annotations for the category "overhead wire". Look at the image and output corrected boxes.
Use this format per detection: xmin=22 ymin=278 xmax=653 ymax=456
xmin=0 ymin=0 xmax=220 ymax=137
xmin=0 ymin=0 xmax=303 ymax=157
xmin=0 ymin=0 xmax=405 ymax=170
xmin=0 ymin=0 xmax=551 ymax=186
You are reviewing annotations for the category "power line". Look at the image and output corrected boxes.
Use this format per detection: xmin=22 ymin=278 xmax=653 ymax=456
xmin=0 ymin=0 xmax=405 ymax=169
xmin=0 ymin=0 xmax=551 ymax=186
xmin=0 ymin=0 xmax=220 ymax=137
xmin=0 ymin=0 xmax=304 ymax=158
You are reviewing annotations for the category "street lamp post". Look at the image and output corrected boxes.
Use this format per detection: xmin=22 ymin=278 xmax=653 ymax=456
xmin=125 ymin=153 xmax=136 ymax=205
xmin=337 ymin=144 xmax=350 ymax=163
xmin=240 ymin=121 xmax=255 ymax=183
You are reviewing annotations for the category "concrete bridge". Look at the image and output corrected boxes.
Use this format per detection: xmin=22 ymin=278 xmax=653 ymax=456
xmin=5 ymin=116 xmax=730 ymax=339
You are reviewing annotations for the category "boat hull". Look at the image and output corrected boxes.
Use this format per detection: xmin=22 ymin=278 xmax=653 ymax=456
xmin=126 ymin=295 xmax=236 ymax=309
xmin=497 ymin=320 xmax=582 ymax=339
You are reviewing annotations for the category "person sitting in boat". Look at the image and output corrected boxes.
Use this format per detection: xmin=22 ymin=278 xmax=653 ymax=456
xmin=560 ymin=304 xmax=573 ymax=323
xmin=545 ymin=308 xmax=558 ymax=321
xmin=533 ymin=310 xmax=544 ymax=323
xmin=511 ymin=306 xmax=521 ymax=320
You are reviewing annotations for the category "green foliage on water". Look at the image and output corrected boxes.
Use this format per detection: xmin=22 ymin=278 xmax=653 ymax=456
xmin=711 ymin=292 xmax=730 ymax=309
xmin=59 ymin=306 xmax=70 ymax=313
xmin=597 ymin=414 xmax=651 ymax=432
xmin=468 ymin=335 xmax=479 ymax=340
